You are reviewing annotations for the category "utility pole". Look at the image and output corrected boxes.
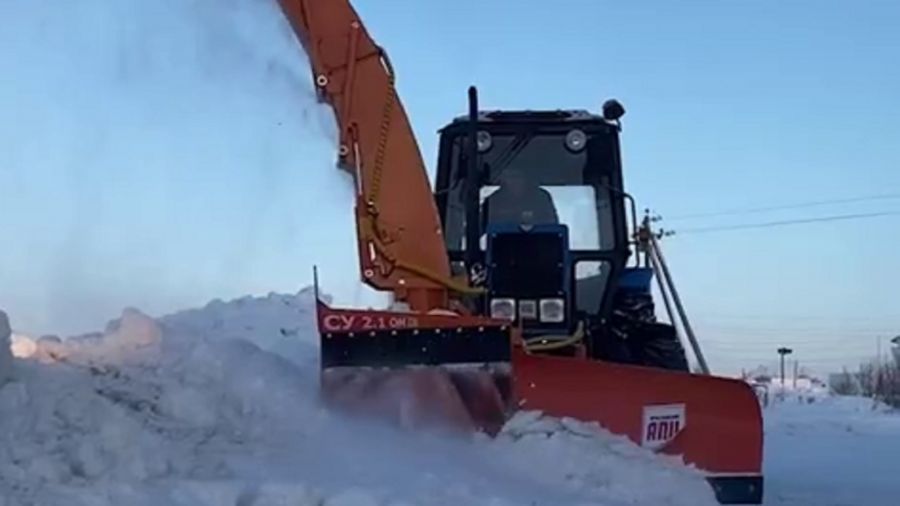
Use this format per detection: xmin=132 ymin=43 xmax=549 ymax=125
xmin=777 ymin=347 xmax=793 ymax=390
xmin=793 ymin=360 xmax=799 ymax=389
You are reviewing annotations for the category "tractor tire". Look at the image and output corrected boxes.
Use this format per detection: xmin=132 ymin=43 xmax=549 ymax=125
xmin=629 ymin=322 xmax=690 ymax=372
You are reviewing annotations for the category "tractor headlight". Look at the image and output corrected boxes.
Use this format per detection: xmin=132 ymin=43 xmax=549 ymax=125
xmin=490 ymin=298 xmax=516 ymax=320
xmin=518 ymin=300 xmax=537 ymax=320
xmin=539 ymin=298 xmax=565 ymax=323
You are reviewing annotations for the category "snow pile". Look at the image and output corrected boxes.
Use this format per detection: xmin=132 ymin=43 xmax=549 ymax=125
xmin=496 ymin=412 xmax=712 ymax=504
xmin=1 ymin=291 xmax=717 ymax=506
xmin=157 ymin=288 xmax=322 ymax=366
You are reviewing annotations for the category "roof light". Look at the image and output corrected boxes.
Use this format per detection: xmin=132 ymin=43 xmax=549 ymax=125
xmin=476 ymin=130 xmax=493 ymax=152
xmin=565 ymin=129 xmax=587 ymax=152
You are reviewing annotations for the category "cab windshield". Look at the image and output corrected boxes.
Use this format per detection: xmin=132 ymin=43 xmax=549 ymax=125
xmin=441 ymin=131 xmax=617 ymax=251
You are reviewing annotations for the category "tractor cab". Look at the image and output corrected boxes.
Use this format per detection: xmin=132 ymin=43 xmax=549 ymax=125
xmin=434 ymin=98 xmax=636 ymax=349
xmin=434 ymin=92 xmax=688 ymax=370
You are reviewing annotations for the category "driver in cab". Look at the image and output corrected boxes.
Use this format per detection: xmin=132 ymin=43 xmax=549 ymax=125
xmin=482 ymin=170 xmax=559 ymax=228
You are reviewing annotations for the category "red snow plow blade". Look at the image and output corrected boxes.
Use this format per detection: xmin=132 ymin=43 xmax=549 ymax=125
xmin=513 ymin=348 xmax=764 ymax=504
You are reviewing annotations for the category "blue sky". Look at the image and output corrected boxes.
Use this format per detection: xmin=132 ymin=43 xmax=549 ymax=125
xmin=1 ymin=0 xmax=898 ymax=374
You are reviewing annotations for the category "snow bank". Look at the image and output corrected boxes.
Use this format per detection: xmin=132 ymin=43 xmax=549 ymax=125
xmin=157 ymin=287 xmax=322 ymax=366
xmin=1 ymin=291 xmax=717 ymax=506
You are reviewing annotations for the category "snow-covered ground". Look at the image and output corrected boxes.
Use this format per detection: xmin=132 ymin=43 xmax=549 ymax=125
xmin=763 ymin=389 xmax=900 ymax=506
xmin=1 ymin=291 xmax=718 ymax=506
xmin=4 ymin=292 xmax=900 ymax=506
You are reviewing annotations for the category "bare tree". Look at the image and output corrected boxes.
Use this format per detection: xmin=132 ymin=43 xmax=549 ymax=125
xmin=856 ymin=358 xmax=900 ymax=408
xmin=880 ymin=362 xmax=900 ymax=408
xmin=858 ymin=361 xmax=878 ymax=397
xmin=830 ymin=368 xmax=858 ymax=396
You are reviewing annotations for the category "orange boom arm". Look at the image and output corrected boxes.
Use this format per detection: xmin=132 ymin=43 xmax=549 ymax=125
xmin=278 ymin=0 xmax=456 ymax=311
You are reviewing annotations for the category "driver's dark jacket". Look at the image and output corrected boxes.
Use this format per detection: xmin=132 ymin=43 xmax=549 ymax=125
xmin=481 ymin=186 xmax=559 ymax=229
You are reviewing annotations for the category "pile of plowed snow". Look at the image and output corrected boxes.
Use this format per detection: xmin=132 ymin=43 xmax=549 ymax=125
xmin=1 ymin=290 xmax=717 ymax=506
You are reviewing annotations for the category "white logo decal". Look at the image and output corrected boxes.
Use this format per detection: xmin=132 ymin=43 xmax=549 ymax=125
xmin=641 ymin=403 xmax=686 ymax=450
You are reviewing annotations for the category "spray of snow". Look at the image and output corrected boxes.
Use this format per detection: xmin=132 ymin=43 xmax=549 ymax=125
xmin=0 ymin=292 xmax=718 ymax=506
xmin=0 ymin=0 xmax=384 ymax=337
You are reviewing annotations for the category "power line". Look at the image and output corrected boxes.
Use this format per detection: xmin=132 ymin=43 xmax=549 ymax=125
xmin=703 ymin=338 xmax=888 ymax=347
xmin=704 ymin=344 xmax=878 ymax=352
xmin=693 ymin=311 xmax=900 ymax=323
xmin=673 ymin=210 xmax=900 ymax=235
xmin=698 ymin=326 xmax=900 ymax=336
xmin=667 ymin=193 xmax=900 ymax=221
xmin=696 ymin=323 xmax=900 ymax=334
